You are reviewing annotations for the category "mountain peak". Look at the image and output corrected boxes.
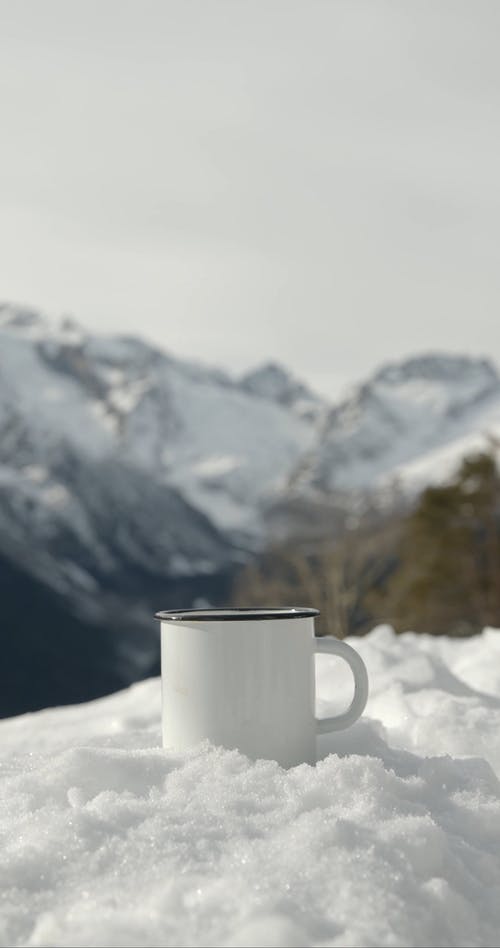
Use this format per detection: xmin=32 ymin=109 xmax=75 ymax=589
xmin=292 ymin=351 xmax=500 ymax=497
xmin=0 ymin=302 xmax=50 ymax=335
xmin=373 ymin=352 xmax=499 ymax=388
xmin=240 ymin=361 xmax=325 ymax=421
xmin=0 ymin=303 xmax=88 ymax=346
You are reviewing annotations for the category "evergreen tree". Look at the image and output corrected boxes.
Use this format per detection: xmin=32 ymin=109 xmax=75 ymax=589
xmin=378 ymin=451 xmax=500 ymax=635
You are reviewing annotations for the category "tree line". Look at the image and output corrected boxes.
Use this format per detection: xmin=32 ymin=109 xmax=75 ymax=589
xmin=232 ymin=450 xmax=500 ymax=637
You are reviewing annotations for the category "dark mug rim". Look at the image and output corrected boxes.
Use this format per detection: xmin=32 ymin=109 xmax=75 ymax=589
xmin=154 ymin=607 xmax=320 ymax=622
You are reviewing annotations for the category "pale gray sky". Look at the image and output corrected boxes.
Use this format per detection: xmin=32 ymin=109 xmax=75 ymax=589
xmin=1 ymin=0 xmax=499 ymax=399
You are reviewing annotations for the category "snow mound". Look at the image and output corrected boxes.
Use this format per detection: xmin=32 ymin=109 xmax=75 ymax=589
xmin=1 ymin=627 xmax=500 ymax=948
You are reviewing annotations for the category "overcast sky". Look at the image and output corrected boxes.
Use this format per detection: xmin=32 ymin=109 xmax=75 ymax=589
xmin=1 ymin=0 xmax=499 ymax=399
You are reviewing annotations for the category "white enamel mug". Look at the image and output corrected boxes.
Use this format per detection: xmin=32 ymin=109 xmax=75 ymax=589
xmin=156 ymin=607 xmax=369 ymax=768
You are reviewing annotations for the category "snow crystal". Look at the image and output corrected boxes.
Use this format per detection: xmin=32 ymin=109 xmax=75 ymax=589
xmin=1 ymin=627 xmax=500 ymax=947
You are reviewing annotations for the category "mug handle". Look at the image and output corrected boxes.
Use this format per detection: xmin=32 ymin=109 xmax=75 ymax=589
xmin=315 ymin=636 xmax=369 ymax=734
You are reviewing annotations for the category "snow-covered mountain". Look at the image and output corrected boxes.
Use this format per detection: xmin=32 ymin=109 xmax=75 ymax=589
xmin=291 ymin=353 xmax=500 ymax=501
xmin=2 ymin=305 xmax=500 ymax=572
xmin=2 ymin=301 xmax=500 ymax=715
xmin=0 ymin=304 xmax=317 ymax=541
xmin=0 ymin=303 xmax=325 ymax=693
xmin=0 ymin=304 xmax=323 ymax=712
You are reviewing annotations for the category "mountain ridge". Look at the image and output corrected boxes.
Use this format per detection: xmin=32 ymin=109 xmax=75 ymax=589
xmin=2 ymin=302 xmax=499 ymax=519
xmin=291 ymin=350 xmax=500 ymax=499
xmin=2 ymin=301 xmax=500 ymax=714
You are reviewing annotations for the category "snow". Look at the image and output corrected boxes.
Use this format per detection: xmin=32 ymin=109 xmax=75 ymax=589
xmin=192 ymin=454 xmax=244 ymax=478
xmin=0 ymin=334 xmax=113 ymax=459
xmin=381 ymin=413 xmax=500 ymax=495
xmin=108 ymin=377 xmax=151 ymax=415
xmin=1 ymin=627 xmax=500 ymax=947
xmin=159 ymin=366 xmax=313 ymax=535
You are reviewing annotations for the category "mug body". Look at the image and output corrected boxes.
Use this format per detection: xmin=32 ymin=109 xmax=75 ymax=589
xmin=159 ymin=608 xmax=318 ymax=767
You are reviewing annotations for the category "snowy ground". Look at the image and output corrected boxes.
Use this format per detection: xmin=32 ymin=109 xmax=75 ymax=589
xmin=1 ymin=626 xmax=500 ymax=948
